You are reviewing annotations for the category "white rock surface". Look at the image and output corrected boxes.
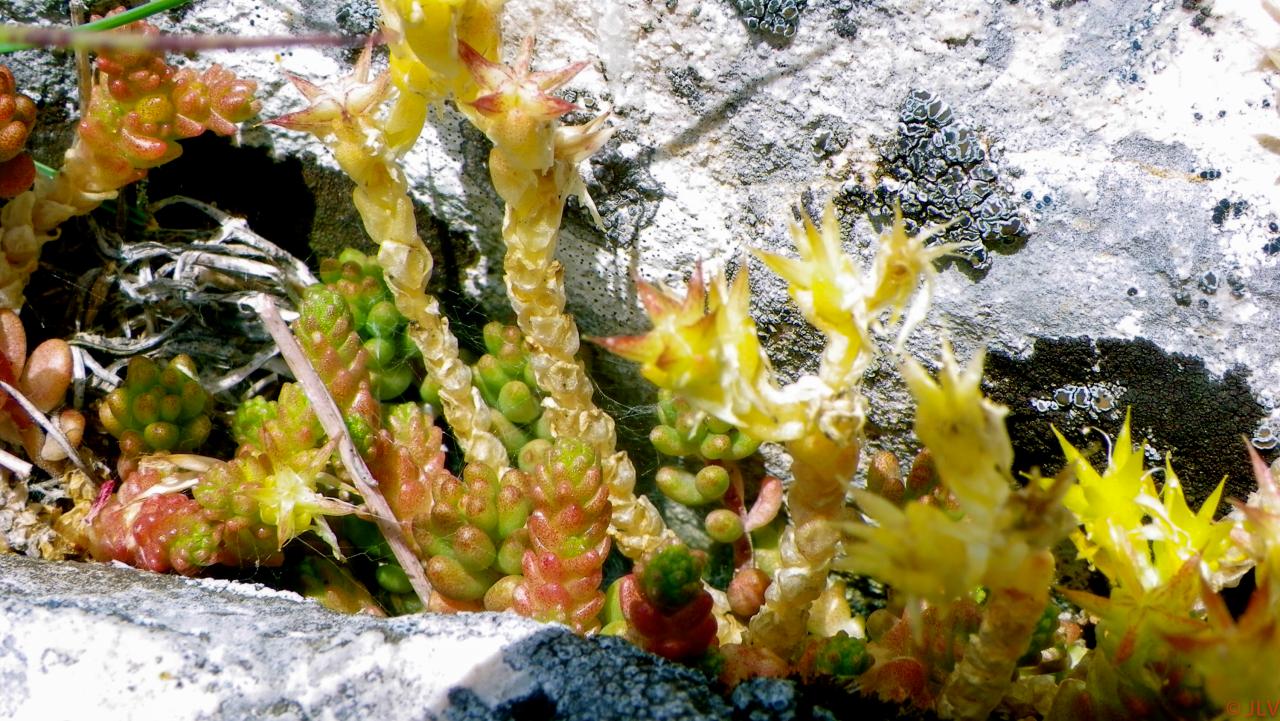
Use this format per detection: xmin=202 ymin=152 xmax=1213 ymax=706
xmin=3 ymin=0 xmax=1277 ymax=483
xmin=0 ymin=554 xmax=733 ymax=721
xmin=0 ymin=556 xmax=539 ymax=720
xmin=1 ymin=1 xmax=1276 ymax=714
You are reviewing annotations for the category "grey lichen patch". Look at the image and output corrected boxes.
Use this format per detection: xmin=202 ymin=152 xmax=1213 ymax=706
xmin=982 ymin=336 xmax=1269 ymax=511
xmin=667 ymin=66 xmax=706 ymax=107
xmin=582 ymin=132 xmax=665 ymax=247
xmin=807 ymin=114 xmax=850 ymax=162
xmin=335 ymin=0 xmax=380 ymax=36
xmin=838 ymin=90 xmax=1028 ymax=270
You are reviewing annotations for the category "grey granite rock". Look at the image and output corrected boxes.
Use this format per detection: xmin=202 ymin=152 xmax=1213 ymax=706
xmin=197 ymin=1 xmax=1280 ymax=502
xmin=3 ymin=1 xmax=1273 ymax=715
xmin=0 ymin=554 xmax=735 ymax=721
xmin=3 ymin=0 xmax=1278 ymax=497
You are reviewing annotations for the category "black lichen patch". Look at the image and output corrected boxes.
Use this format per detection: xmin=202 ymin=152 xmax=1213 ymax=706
xmin=447 ymin=686 xmax=558 ymax=721
xmin=729 ymin=0 xmax=806 ymax=39
xmin=488 ymin=629 xmax=731 ymax=721
xmin=1181 ymin=0 xmax=1217 ymax=35
xmin=829 ymin=0 xmax=859 ymax=39
xmin=983 ymin=336 xmax=1269 ymax=511
xmin=730 ymin=677 xmax=938 ymax=721
xmin=1210 ymin=197 xmax=1248 ymax=226
xmin=448 ymin=627 xmax=934 ymax=721
xmin=838 ymin=90 xmax=1028 ymax=271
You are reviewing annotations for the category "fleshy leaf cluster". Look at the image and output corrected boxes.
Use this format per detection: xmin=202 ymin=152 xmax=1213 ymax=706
xmin=422 ymin=461 xmax=531 ymax=609
xmin=78 ymin=12 xmax=258 ymax=184
xmin=319 ymin=249 xmax=423 ymax=401
xmin=0 ymin=65 xmax=37 ymax=198
xmin=100 ymin=355 xmax=211 ymax=457
xmin=514 ymin=438 xmax=611 ymax=633
xmin=613 ymin=543 xmax=718 ymax=661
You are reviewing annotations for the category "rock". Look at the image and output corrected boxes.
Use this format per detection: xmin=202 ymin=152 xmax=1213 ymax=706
xmin=3 ymin=0 xmax=1277 ymax=496
xmin=0 ymin=554 xmax=733 ymax=721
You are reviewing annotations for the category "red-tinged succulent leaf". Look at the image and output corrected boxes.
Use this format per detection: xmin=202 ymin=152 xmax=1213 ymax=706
xmin=619 ymin=573 xmax=717 ymax=661
xmin=470 ymin=92 xmax=508 ymax=116
xmin=22 ymin=339 xmax=72 ymax=414
xmin=0 ymin=66 xmax=36 ymax=163
xmin=0 ymin=126 xmax=30 ymax=167
xmin=0 ymin=66 xmax=16 ymax=96
xmin=0 ymin=150 xmax=34 ymax=199
xmin=0 ymin=310 xmax=25 ymax=378
xmin=860 ymin=658 xmax=931 ymax=706
xmin=458 ymin=40 xmax=510 ymax=94
xmin=743 ymin=475 xmax=783 ymax=532
xmin=718 ymin=644 xmax=789 ymax=686
xmin=534 ymin=59 xmax=590 ymax=94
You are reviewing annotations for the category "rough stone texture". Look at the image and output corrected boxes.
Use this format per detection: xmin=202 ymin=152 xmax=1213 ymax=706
xmin=1 ymin=1 xmax=1277 ymax=714
xmin=2 ymin=1 xmax=1277 ymax=502
xmin=0 ymin=554 xmax=738 ymax=721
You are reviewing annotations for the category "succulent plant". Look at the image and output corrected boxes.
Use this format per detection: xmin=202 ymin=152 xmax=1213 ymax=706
xmin=513 ymin=438 xmax=611 ymax=634
xmin=470 ymin=321 xmax=552 ymax=461
xmin=613 ymin=543 xmax=718 ymax=661
xmin=319 ymin=249 xmax=422 ymax=401
xmin=0 ymin=65 xmax=37 ymax=199
xmin=99 ymin=354 xmax=212 ymax=458
xmin=422 ymin=461 xmax=531 ymax=609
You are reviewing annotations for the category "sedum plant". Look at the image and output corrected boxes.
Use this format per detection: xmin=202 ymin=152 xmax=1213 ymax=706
xmin=100 ymin=355 xmax=212 ymax=463
xmin=513 ymin=438 xmax=611 ymax=634
xmin=4 ymin=5 xmax=1280 ymax=720
xmin=608 ymin=542 xmax=719 ymax=662
xmin=0 ymin=65 xmax=37 ymax=199
xmin=0 ymin=12 xmax=259 ymax=309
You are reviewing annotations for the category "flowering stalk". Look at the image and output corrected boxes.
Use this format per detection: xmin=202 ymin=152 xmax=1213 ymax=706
xmin=1163 ymin=448 xmax=1280 ymax=712
xmin=458 ymin=38 xmax=674 ymax=561
xmin=599 ymin=204 xmax=953 ymax=656
xmin=1051 ymin=417 xmax=1251 ymax=717
xmin=271 ymin=46 xmax=507 ymax=474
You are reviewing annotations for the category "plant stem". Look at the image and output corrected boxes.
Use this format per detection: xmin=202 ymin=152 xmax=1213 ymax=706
xmin=0 ymin=8 xmax=374 ymax=55
xmin=0 ymin=0 xmax=192 ymax=54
